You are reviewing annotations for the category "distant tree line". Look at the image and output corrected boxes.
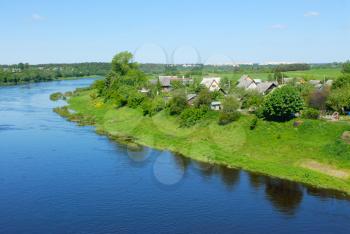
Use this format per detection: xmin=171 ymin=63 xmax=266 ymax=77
xmin=0 ymin=63 xmax=110 ymax=85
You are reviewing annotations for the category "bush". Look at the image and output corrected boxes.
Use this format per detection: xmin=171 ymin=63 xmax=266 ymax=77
xmin=301 ymin=108 xmax=320 ymax=119
xmin=262 ymin=86 xmax=304 ymax=121
xmin=218 ymin=96 xmax=241 ymax=125
xmin=326 ymin=85 xmax=350 ymax=113
xmin=249 ymin=117 xmax=258 ymax=130
xmin=218 ymin=111 xmax=240 ymax=125
xmin=168 ymin=91 xmax=187 ymax=115
xmin=241 ymin=90 xmax=263 ymax=110
xmin=50 ymin=92 xmax=63 ymax=101
xmin=179 ymin=107 xmax=207 ymax=127
xmin=127 ymin=92 xmax=145 ymax=109
xmin=142 ymin=96 xmax=166 ymax=116
xmin=194 ymin=88 xmax=212 ymax=108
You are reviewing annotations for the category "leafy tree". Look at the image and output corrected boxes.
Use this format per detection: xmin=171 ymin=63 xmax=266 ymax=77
xmin=342 ymin=61 xmax=350 ymax=74
xmin=241 ymin=90 xmax=263 ymax=110
xmin=168 ymin=91 xmax=187 ymax=115
xmin=333 ymin=75 xmax=350 ymax=89
xmin=326 ymin=86 xmax=350 ymax=113
xmin=180 ymin=107 xmax=207 ymax=127
xmin=194 ymin=88 xmax=212 ymax=108
xmin=307 ymin=88 xmax=330 ymax=111
xmin=111 ymin=51 xmax=137 ymax=76
xmin=262 ymin=86 xmax=304 ymax=121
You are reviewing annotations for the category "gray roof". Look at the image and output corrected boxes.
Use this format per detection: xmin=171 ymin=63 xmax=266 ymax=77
xmin=237 ymin=75 xmax=255 ymax=89
xmin=256 ymin=82 xmax=278 ymax=94
xmin=211 ymin=101 xmax=222 ymax=106
xmin=150 ymin=76 xmax=172 ymax=87
xmin=187 ymin=94 xmax=197 ymax=101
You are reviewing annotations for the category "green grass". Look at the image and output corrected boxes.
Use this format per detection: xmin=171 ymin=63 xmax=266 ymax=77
xmin=65 ymin=90 xmax=350 ymax=194
xmin=285 ymin=68 xmax=342 ymax=80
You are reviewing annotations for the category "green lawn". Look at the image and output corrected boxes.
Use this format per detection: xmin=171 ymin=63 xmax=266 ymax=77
xmin=65 ymin=90 xmax=350 ymax=194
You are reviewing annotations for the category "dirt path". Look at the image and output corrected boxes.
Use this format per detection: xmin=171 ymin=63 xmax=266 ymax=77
xmin=301 ymin=160 xmax=350 ymax=179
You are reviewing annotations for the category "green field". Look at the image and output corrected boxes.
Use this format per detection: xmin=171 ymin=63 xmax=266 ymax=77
xmin=198 ymin=67 xmax=342 ymax=82
xmin=61 ymin=89 xmax=350 ymax=194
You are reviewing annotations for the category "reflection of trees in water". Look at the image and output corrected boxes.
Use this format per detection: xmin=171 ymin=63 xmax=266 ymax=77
xmin=218 ymin=166 xmax=240 ymax=190
xmin=264 ymin=178 xmax=303 ymax=216
xmin=306 ymin=187 xmax=350 ymax=201
xmin=173 ymin=153 xmax=191 ymax=172
xmin=248 ymin=173 xmax=265 ymax=190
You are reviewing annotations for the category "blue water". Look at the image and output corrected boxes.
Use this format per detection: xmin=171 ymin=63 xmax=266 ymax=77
xmin=0 ymin=78 xmax=350 ymax=234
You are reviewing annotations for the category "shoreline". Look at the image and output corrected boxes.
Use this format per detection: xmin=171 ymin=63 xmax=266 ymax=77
xmin=0 ymin=75 xmax=102 ymax=87
xmin=56 ymin=89 xmax=350 ymax=195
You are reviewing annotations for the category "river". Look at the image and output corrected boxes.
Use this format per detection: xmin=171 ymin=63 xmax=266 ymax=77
xmin=0 ymin=78 xmax=350 ymax=233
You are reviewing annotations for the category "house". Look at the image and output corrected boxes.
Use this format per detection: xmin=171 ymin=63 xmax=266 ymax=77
xmin=187 ymin=94 xmax=197 ymax=105
xmin=150 ymin=76 xmax=172 ymax=92
xmin=201 ymin=77 xmax=222 ymax=92
xmin=254 ymin=79 xmax=262 ymax=84
xmin=211 ymin=101 xmax=222 ymax=111
xmin=256 ymin=82 xmax=278 ymax=95
xmin=237 ymin=75 xmax=258 ymax=90
xmin=150 ymin=76 xmax=193 ymax=92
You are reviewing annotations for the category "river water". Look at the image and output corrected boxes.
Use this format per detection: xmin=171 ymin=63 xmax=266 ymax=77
xmin=0 ymin=78 xmax=350 ymax=233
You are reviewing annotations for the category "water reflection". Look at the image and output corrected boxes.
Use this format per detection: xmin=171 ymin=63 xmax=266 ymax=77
xmin=118 ymin=145 xmax=350 ymax=215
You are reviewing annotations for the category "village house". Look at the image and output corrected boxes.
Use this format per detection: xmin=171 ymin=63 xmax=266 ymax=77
xmin=237 ymin=75 xmax=278 ymax=95
xmin=237 ymin=75 xmax=258 ymax=90
xmin=200 ymin=77 xmax=222 ymax=92
xmin=150 ymin=76 xmax=192 ymax=92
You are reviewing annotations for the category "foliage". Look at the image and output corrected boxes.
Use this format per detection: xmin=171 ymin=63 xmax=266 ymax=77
xmin=0 ymin=63 xmax=109 ymax=85
xmin=50 ymin=92 xmax=64 ymax=101
xmin=332 ymin=75 xmax=350 ymax=89
xmin=142 ymin=96 xmax=166 ymax=116
xmin=326 ymin=86 xmax=350 ymax=113
xmin=342 ymin=61 xmax=350 ymax=74
xmin=262 ymin=86 xmax=304 ymax=121
xmin=301 ymin=108 xmax=320 ymax=119
xmin=218 ymin=96 xmax=241 ymax=125
xmin=168 ymin=91 xmax=187 ymax=115
xmin=249 ymin=117 xmax=258 ymax=130
xmin=194 ymin=88 xmax=212 ymax=108
xmin=307 ymin=88 xmax=329 ymax=111
xmin=111 ymin=51 xmax=138 ymax=76
xmin=127 ymin=91 xmax=145 ymax=109
xmin=241 ymin=90 xmax=263 ymax=110
xmin=179 ymin=107 xmax=207 ymax=127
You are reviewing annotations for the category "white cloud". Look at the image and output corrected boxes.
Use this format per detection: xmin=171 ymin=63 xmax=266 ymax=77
xmin=270 ymin=24 xmax=288 ymax=30
xmin=31 ymin=13 xmax=45 ymax=21
xmin=304 ymin=11 xmax=320 ymax=17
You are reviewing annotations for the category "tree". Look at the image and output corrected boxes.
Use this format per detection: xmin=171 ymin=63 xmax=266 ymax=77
xmin=326 ymin=86 xmax=350 ymax=113
xmin=168 ymin=91 xmax=187 ymax=115
xmin=262 ymin=86 xmax=304 ymax=121
xmin=111 ymin=51 xmax=137 ymax=76
xmin=307 ymin=88 xmax=330 ymax=111
xmin=194 ymin=88 xmax=212 ymax=108
xmin=333 ymin=75 xmax=350 ymax=89
xmin=342 ymin=61 xmax=350 ymax=74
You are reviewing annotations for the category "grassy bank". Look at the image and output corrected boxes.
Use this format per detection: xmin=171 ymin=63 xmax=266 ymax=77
xmin=60 ymin=89 xmax=350 ymax=194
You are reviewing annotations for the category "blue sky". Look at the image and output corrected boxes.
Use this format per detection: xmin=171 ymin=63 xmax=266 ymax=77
xmin=0 ymin=0 xmax=349 ymax=64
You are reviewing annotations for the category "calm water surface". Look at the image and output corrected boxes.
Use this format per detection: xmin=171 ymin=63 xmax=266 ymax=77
xmin=0 ymin=78 xmax=350 ymax=234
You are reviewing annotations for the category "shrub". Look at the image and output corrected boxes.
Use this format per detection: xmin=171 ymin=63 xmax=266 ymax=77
xmin=307 ymin=88 xmax=329 ymax=110
xmin=218 ymin=111 xmax=240 ymax=125
xmin=262 ymin=86 xmax=304 ymax=121
xmin=194 ymin=88 xmax=212 ymax=108
xmin=142 ymin=96 xmax=166 ymax=116
xmin=179 ymin=107 xmax=207 ymax=127
xmin=301 ymin=108 xmax=320 ymax=119
xmin=249 ymin=117 xmax=258 ymax=130
xmin=168 ymin=91 xmax=187 ymax=115
xmin=50 ymin=92 xmax=63 ymax=101
xmin=241 ymin=90 xmax=263 ymax=110
xmin=127 ymin=92 xmax=145 ymax=109
xmin=218 ymin=96 xmax=241 ymax=125
xmin=326 ymin=85 xmax=350 ymax=113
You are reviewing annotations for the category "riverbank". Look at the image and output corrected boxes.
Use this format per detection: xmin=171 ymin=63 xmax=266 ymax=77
xmin=58 ymin=89 xmax=350 ymax=194
xmin=0 ymin=75 xmax=102 ymax=87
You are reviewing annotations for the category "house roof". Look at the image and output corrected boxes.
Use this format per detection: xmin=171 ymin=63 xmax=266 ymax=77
xmin=200 ymin=77 xmax=221 ymax=88
xmin=256 ymin=82 xmax=278 ymax=94
xmin=237 ymin=75 xmax=255 ymax=89
xmin=211 ymin=101 xmax=222 ymax=106
xmin=187 ymin=94 xmax=197 ymax=101
xmin=309 ymin=80 xmax=321 ymax=85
